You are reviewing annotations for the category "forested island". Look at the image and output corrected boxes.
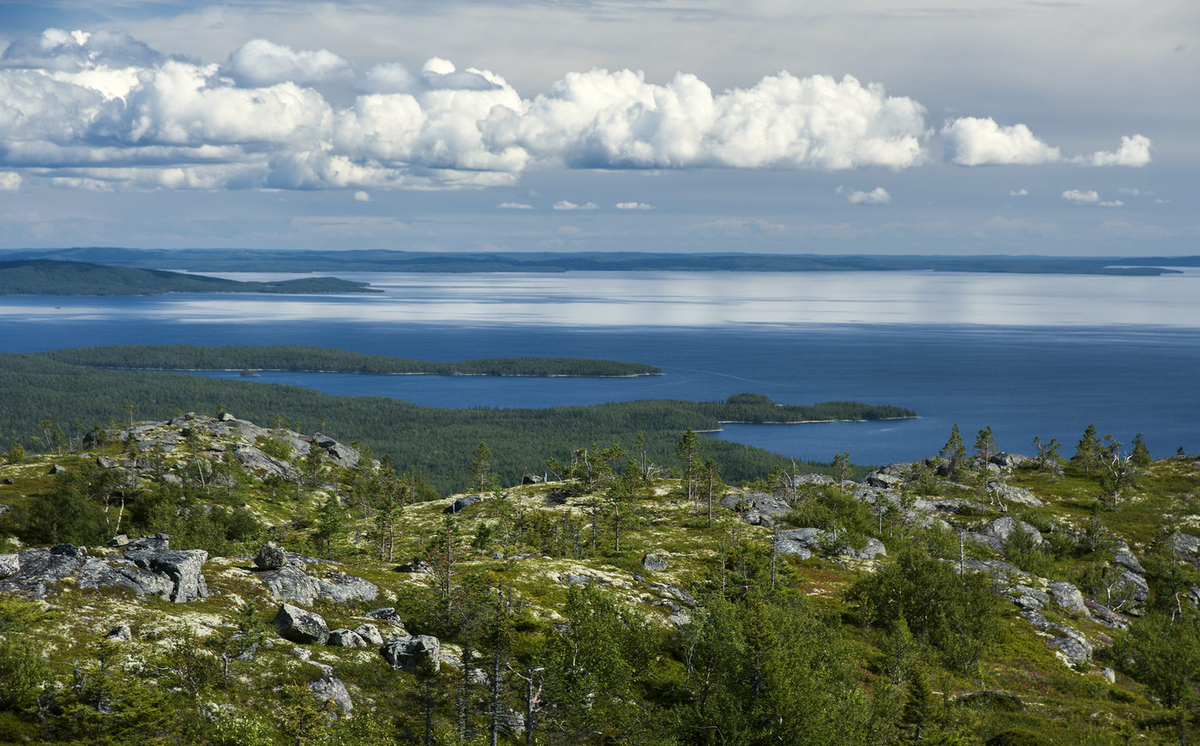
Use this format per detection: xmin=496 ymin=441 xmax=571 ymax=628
xmin=0 ymin=259 xmax=379 ymax=295
xmin=36 ymin=345 xmax=663 ymax=378
xmin=0 ymin=352 xmax=912 ymax=492
xmin=2 ymin=248 xmax=1194 ymax=276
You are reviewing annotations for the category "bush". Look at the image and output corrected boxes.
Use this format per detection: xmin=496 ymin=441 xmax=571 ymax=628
xmin=0 ymin=638 xmax=48 ymax=712
xmin=985 ymin=728 xmax=1053 ymax=746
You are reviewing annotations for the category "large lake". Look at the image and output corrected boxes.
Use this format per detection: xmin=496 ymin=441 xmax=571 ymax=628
xmin=3 ymin=269 xmax=1198 ymax=465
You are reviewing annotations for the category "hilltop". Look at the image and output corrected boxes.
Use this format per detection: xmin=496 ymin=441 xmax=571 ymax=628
xmin=0 ymin=413 xmax=1198 ymax=744
xmin=0 ymin=259 xmax=379 ymax=295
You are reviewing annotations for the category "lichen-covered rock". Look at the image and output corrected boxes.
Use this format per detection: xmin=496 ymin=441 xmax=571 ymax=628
xmin=327 ymin=629 xmax=368 ymax=648
xmin=354 ymin=624 xmax=385 ymax=646
xmin=317 ymin=572 xmax=378 ymax=604
xmin=254 ymin=541 xmax=287 ymax=571
xmin=125 ymin=548 xmax=208 ymax=602
xmin=1047 ymin=581 xmax=1090 ymax=616
xmin=274 ymin=603 xmax=330 ymax=645
xmin=1173 ymin=533 xmax=1200 ymax=561
xmin=395 ymin=559 xmax=433 ymax=574
xmin=310 ymin=674 xmax=353 ymax=715
xmin=445 ymin=494 xmax=488 ymax=514
xmin=1112 ymin=541 xmax=1145 ymax=575
xmin=106 ymin=624 xmax=132 ymax=642
xmin=983 ymin=516 xmax=1044 ymax=546
xmin=641 ymin=553 xmax=668 ymax=572
xmin=774 ymin=540 xmax=812 ymax=559
xmin=261 ymin=564 xmax=323 ymax=605
xmin=986 ymin=482 xmax=1043 ymax=507
xmin=365 ymin=607 xmax=405 ymax=627
xmin=381 ymin=634 xmax=441 ymax=673
xmin=76 ymin=557 xmax=174 ymax=599
xmin=0 ymin=553 xmax=19 ymax=579
xmin=233 ymin=445 xmax=295 ymax=479
xmin=0 ymin=547 xmax=86 ymax=598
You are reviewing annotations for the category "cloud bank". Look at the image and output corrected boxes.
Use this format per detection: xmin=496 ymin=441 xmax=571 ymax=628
xmin=0 ymin=29 xmax=1152 ymax=192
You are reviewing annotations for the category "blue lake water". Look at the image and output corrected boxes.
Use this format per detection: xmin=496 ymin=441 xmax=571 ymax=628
xmin=2 ymin=270 xmax=1198 ymax=465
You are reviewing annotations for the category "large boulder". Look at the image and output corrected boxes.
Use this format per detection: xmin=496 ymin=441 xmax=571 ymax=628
xmin=983 ymin=516 xmax=1044 ymax=546
xmin=254 ymin=541 xmax=287 ymax=571
xmin=261 ymin=564 xmax=378 ymax=605
xmin=381 ymin=635 xmax=441 ymax=673
xmin=0 ymin=547 xmax=87 ymax=598
xmin=985 ymin=482 xmax=1043 ymax=507
xmin=125 ymin=548 xmax=208 ymax=603
xmin=76 ymin=558 xmax=174 ymax=599
xmin=274 ymin=603 xmax=330 ymax=644
xmin=1173 ymin=533 xmax=1200 ymax=561
xmin=365 ymin=607 xmax=405 ymax=628
xmin=1047 ymin=581 xmax=1090 ymax=616
xmin=310 ymin=674 xmax=353 ymax=715
xmin=641 ymin=553 xmax=668 ymax=572
xmin=1112 ymin=541 xmax=1146 ymax=575
xmin=445 ymin=494 xmax=488 ymax=514
xmin=327 ymin=629 xmax=368 ymax=648
xmin=720 ymin=492 xmax=791 ymax=521
xmin=233 ymin=446 xmax=295 ymax=479
xmin=354 ymin=624 xmax=385 ymax=646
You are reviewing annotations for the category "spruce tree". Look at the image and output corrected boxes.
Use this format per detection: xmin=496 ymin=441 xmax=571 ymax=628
xmin=1073 ymin=423 xmax=1102 ymax=473
xmin=1130 ymin=433 xmax=1152 ymax=467
xmin=940 ymin=425 xmax=966 ymax=477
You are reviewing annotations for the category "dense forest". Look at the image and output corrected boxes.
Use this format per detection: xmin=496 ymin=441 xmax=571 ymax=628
xmin=0 ymin=353 xmax=913 ymax=492
xmin=36 ymin=345 xmax=663 ymax=378
xmin=0 ymin=259 xmax=378 ymax=295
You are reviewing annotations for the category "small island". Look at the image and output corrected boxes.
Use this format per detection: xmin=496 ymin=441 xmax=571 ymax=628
xmin=0 ymin=259 xmax=380 ymax=295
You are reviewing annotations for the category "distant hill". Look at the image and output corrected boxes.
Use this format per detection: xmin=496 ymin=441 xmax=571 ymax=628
xmin=0 ymin=259 xmax=380 ymax=295
xmin=0 ymin=248 xmax=1194 ymax=275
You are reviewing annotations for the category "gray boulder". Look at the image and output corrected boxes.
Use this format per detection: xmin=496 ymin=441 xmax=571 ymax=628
xmin=107 ymin=535 xmax=130 ymax=547
xmin=365 ymin=607 xmax=405 ymax=627
xmin=963 ymin=532 xmax=1006 ymax=553
xmin=1011 ymin=585 xmax=1050 ymax=610
xmin=720 ymin=492 xmax=791 ymax=520
xmin=774 ymin=540 xmax=812 ymax=559
xmin=990 ymin=452 xmax=1030 ymax=468
xmin=445 ymin=494 xmax=488 ymax=514
xmin=983 ymin=516 xmax=1044 ymax=546
xmin=327 ymin=629 xmax=368 ymax=648
xmin=0 ymin=553 xmax=19 ymax=579
xmin=49 ymin=464 xmax=67 ymax=475
xmin=395 ymin=559 xmax=433 ymax=574
xmin=1048 ymin=581 xmax=1090 ymax=616
xmin=274 ymin=603 xmax=330 ymax=645
xmin=1049 ymin=634 xmax=1092 ymax=665
xmin=0 ymin=547 xmax=86 ymax=598
xmin=125 ymin=548 xmax=209 ymax=602
xmin=76 ymin=558 xmax=174 ymax=599
xmin=985 ymin=482 xmax=1043 ymax=507
xmin=254 ymin=541 xmax=287 ymax=571
xmin=96 ymin=456 xmax=119 ymax=469
xmin=261 ymin=564 xmax=323 ymax=605
xmin=127 ymin=534 xmax=171 ymax=551
xmin=106 ymin=624 xmax=132 ymax=642
xmin=317 ymin=572 xmax=379 ymax=604
xmin=1112 ymin=541 xmax=1145 ymax=575
xmin=641 ymin=553 xmax=668 ymax=572
xmin=354 ymin=624 xmax=385 ymax=646
xmin=845 ymin=537 xmax=888 ymax=561
xmin=381 ymin=634 xmax=441 ymax=673
xmin=325 ymin=443 xmax=360 ymax=469
xmin=310 ymin=674 xmax=353 ymax=715
xmin=1173 ymin=533 xmax=1200 ymax=561
xmin=233 ymin=446 xmax=295 ymax=479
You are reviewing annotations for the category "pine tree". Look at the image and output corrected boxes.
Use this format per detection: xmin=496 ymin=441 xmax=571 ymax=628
xmin=1072 ymin=423 xmax=1103 ymax=473
xmin=901 ymin=667 xmax=935 ymax=741
xmin=676 ymin=428 xmax=703 ymax=509
xmin=973 ymin=425 xmax=996 ymax=463
xmin=470 ymin=441 xmax=495 ymax=494
xmin=940 ymin=425 xmax=966 ymax=477
xmin=1130 ymin=433 xmax=1152 ymax=467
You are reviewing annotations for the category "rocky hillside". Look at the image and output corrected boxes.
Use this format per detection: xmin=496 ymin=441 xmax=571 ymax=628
xmin=0 ymin=414 xmax=1198 ymax=744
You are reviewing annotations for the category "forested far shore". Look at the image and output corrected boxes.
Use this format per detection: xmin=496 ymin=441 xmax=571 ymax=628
xmin=36 ymin=345 xmax=664 ymax=378
xmin=0 ymin=259 xmax=379 ymax=295
xmin=0 ymin=353 xmax=912 ymax=492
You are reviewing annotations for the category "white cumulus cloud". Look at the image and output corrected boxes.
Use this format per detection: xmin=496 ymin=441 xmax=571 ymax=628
xmin=497 ymin=202 xmax=532 ymax=209
xmin=1081 ymin=134 xmax=1152 ymax=167
xmin=615 ymin=201 xmax=653 ymax=210
xmin=226 ymin=39 xmax=354 ymax=87
xmin=0 ymin=28 xmax=1157 ymax=193
xmin=1010 ymin=188 xmax=1028 ymax=196
xmin=553 ymin=200 xmax=600 ymax=210
xmin=353 ymin=190 xmax=370 ymax=201
xmin=0 ymin=171 xmax=22 ymax=190
xmin=841 ymin=186 xmax=891 ymax=205
xmin=941 ymin=117 xmax=1061 ymax=166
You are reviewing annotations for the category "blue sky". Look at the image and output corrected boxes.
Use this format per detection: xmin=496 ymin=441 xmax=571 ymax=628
xmin=0 ymin=0 xmax=1195 ymax=255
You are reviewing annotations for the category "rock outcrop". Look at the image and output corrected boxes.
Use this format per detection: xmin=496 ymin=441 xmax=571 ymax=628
xmin=274 ymin=603 xmax=330 ymax=645
xmin=381 ymin=634 xmax=441 ymax=673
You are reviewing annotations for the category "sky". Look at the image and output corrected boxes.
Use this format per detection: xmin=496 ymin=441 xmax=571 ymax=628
xmin=0 ymin=0 xmax=1195 ymax=256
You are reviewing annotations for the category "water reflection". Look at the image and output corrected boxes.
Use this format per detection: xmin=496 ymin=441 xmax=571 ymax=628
xmin=2 ymin=270 xmax=1198 ymax=328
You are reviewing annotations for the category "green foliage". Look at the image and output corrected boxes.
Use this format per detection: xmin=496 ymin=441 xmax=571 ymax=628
xmin=2 ymin=442 xmax=23 ymax=464
xmin=1003 ymin=522 xmax=1049 ymax=576
xmin=985 ymin=729 xmax=1054 ymax=746
xmin=1114 ymin=612 xmax=1200 ymax=710
xmin=1072 ymin=423 xmax=1102 ymax=473
xmin=941 ymin=424 xmax=966 ymax=478
xmin=255 ymin=435 xmax=292 ymax=461
xmin=848 ymin=547 xmax=1002 ymax=673
xmin=1130 ymin=433 xmax=1152 ymax=467
xmin=0 ymin=637 xmax=48 ymax=712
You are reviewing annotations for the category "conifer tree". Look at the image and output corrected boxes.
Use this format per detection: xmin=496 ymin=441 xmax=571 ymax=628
xmin=1073 ymin=423 xmax=1103 ymax=473
xmin=1131 ymin=433 xmax=1152 ymax=467
xmin=940 ymin=424 xmax=966 ymax=477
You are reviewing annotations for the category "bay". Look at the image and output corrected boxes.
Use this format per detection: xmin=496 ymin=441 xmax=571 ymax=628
xmin=2 ymin=269 xmax=1198 ymax=465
